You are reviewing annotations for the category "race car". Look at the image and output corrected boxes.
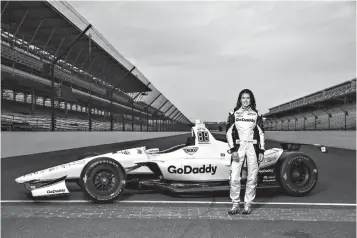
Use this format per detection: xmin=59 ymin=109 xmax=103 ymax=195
xmin=15 ymin=120 xmax=326 ymax=203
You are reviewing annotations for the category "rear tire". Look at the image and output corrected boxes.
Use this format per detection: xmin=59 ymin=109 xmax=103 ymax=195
xmin=278 ymin=153 xmax=318 ymax=196
xmin=80 ymin=157 xmax=126 ymax=203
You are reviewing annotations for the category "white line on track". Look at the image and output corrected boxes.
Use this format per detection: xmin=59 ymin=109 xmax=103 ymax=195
xmin=1 ymin=200 xmax=356 ymax=207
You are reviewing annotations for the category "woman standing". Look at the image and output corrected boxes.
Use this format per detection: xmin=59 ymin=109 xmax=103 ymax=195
xmin=226 ymin=89 xmax=265 ymax=215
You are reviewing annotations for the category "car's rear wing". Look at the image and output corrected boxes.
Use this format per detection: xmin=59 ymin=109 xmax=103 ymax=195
xmin=280 ymin=143 xmax=328 ymax=153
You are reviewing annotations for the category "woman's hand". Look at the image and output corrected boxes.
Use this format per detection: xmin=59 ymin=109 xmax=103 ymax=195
xmin=232 ymin=152 xmax=239 ymax=162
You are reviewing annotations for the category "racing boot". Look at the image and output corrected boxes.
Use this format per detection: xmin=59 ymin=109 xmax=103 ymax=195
xmin=242 ymin=204 xmax=252 ymax=215
xmin=228 ymin=204 xmax=241 ymax=215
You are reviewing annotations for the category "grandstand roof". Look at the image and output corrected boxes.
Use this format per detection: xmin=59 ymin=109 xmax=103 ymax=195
xmin=1 ymin=0 xmax=191 ymax=125
xmin=1 ymin=1 xmax=149 ymax=93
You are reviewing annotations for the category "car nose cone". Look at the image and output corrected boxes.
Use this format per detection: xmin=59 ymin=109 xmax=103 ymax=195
xmin=15 ymin=176 xmax=24 ymax=183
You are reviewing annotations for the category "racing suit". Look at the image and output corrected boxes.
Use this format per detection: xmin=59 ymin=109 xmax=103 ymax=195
xmin=226 ymin=106 xmax=265 ymax=209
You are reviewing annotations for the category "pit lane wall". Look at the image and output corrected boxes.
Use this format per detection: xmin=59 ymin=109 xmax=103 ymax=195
xmin=214 ymin=131 xmax=356 ymax=150
xmin=1 ymin=132 xmax=189 ymax=158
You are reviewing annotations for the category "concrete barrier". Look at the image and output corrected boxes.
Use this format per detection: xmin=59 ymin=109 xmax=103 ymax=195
xmin=213 ymin=131 xmax=356 ymax=150
xmin=265 ymin=131 xmax=356 ymax=150
xmin=1 ymin=131 xmax=189 ymax=158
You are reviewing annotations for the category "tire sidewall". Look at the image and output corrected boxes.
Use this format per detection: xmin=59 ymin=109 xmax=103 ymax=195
xmin=76 ymin=152 xmax=100 ymax=188
xmin=279 ymin=152 xmax=318 ymax=196
xmin=81 ymin=157 xmax=126 ymax=203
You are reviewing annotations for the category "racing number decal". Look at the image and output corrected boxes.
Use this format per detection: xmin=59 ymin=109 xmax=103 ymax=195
xmin=198 ymin=131 xmax=209 ymax=142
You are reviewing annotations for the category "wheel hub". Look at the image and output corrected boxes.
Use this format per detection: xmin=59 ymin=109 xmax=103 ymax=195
xmin=292 ymin=170 xmax=301 ymax=178
xmin=290 ymin=161 xmax=309 ymax=186
xmin=94 ymin=171 xmax=116 ymax=191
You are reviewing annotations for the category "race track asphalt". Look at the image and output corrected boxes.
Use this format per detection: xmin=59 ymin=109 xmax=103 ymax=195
xmin=2 ymin=133 xmax=356 ymax=204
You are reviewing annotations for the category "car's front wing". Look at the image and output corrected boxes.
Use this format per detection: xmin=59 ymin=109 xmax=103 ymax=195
xmin=24 ymin=176 xmax=70 ymax=197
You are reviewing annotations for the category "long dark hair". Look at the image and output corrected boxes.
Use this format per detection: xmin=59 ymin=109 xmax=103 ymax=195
xmin=234 ymin=89 xmax=257 ymax=111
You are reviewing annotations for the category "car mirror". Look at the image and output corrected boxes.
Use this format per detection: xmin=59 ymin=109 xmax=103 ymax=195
xmin=320 ymin=146 xmax=327 ymax=153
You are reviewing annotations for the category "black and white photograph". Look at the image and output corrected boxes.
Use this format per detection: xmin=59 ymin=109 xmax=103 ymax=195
xmin=1 ymin=0 xmax=356 ymax=237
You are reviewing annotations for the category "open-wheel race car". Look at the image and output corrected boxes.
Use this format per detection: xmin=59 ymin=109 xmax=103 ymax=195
xmin=15 ymin=121 xmax=327 ymax=203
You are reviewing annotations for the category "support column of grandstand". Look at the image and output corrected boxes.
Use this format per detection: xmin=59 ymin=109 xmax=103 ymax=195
xmin=1 ymin=1 xmax=192 ymax=131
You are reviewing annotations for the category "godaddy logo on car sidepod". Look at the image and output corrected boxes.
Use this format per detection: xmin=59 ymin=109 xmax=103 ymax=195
xmin=168 ymin=165 xmax=217 ymax=175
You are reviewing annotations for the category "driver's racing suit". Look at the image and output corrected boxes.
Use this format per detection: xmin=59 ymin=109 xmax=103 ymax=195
xmin=226 ymin=106 xmax=265 ymax=208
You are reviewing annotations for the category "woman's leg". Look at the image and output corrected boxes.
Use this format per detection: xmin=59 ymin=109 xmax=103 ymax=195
xmin=228 ymin=152 xmax=245 ymax=214
xmin=243 ymin=143 xmax=259 ymax=214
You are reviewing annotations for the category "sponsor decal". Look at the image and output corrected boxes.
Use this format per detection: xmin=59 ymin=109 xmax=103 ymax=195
xmin=288 ymin=156 xmax=309 ymax=165
xmin=83 ymin=175 xmax=88 ymax=183
xmin=119 ymin=150 xmax=130 ymax=155
xmin=236 ymin=118 xmax=255 ymax=123
xmin=183 ymin=147 xmax=198 ymax=155
xmin=236 ymin=139 xmax=257 ymax=144
xmin=47 ymin=189 xmax=65 ymax=194
xmin=263 ymin=175 xmax=276 ymax=182
xmin=67 ymin=160 xmax=86 ymax=167
xmin=220 ymin=153 xmax=225 ymax=157
xmin=46 ymin=160 xmax=87 ymax=172
xmin=168 ymin=165 xmax=217 ymax=175
xmin=137 ymin=149 xmax=143 ymax=154
xmin=259 ymin=168 xmax=274 ymax=173
xmin=263 ymin=179 xmax=276 ymax=182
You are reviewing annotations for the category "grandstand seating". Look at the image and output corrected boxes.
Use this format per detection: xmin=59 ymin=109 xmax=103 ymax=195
xmin=1 ymin=68 xmax=166 ymax=131
xmin=265 ymin=79 xmax=356 ymax=131
xmin=1 ymin=108 xmax=157 ymax=132
xmin=1 ymin=91 xmax=158 ymax=132
xmin=269 ymin=79 xmax=356 ymax=114
xmin=264 ymin=103 xmax=356 ymax=131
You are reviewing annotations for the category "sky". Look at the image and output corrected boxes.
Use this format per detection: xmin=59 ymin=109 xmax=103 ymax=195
xmin=69 ymin=1 xmax=356 ymax=122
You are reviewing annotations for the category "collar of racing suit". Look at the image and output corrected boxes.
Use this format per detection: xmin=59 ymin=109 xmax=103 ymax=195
xmin=240 ymin=105 xmax=251 ymax=111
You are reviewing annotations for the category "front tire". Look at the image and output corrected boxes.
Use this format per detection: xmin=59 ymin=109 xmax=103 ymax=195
xmin=80 ymin=157 xmax=126 ymax=203
xmin=278 ymin=153 xmax=318 ymax=196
